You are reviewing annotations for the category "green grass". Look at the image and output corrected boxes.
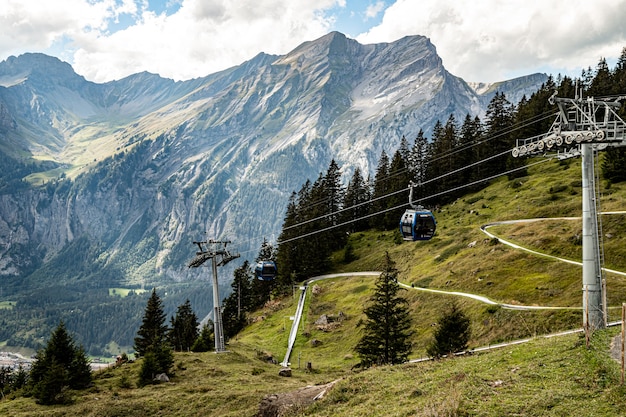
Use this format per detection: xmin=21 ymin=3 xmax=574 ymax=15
xmin=3 ymin=157 xmax=626 ymax=415
xmin=108 ymin=288 xmax=148 ymax=298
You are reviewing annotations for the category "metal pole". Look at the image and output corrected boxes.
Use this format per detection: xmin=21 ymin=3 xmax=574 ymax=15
xmin=621 ymin=303 xmax=626 ymax=385
xmin=211 ymin=255 xmax=226 ymax=352
xmin=581 ymin=144 xmax=605 ymax=330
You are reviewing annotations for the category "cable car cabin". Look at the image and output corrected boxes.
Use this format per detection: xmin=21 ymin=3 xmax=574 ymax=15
xmin=255 ymin=260 xmax=277 ymax=281
xmin=400 ymin=209 xmax=436 ymax=241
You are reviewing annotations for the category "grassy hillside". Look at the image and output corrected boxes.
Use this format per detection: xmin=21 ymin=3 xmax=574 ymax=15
xmin=3 ymin=156 xmax=626 ymax=416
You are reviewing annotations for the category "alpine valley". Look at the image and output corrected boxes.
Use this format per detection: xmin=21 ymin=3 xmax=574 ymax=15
xmin=0 ymin=31 xmax=547 ymax=355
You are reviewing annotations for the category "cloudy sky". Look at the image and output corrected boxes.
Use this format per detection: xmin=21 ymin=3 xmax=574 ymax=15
xmin=1 ymin=0 xmax=625 ymax=84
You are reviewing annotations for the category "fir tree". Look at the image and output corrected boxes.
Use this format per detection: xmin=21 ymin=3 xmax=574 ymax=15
xmin=341 ymin=167 xmax=371 ymax=232
xmin=191 ymin=322 xmax=214 ymax=352
xmin=223 ymin=260 xmax=254 ymax=338
xmin=384 ymin=149 xmax=412 ymax=229
xmin=134 ymin=289 xmax=172 ymax=380
xmin=134 ymin=288 xmax=169 ymax=357
xmin=355 ymin=253 xmax=412 ymax=367
xmin=426 ymin=301 xmax=471 ymax=358
xmin=409 ymin=129 xmax=429 ymax=186
xmin=28 ymin=321 xmax=92 ymax=405
xmin=369 ymin=150 xmax=390 ymax=229
xmin=275 ymin=191 xmax=299 ymax=291
xmin=168 ymin=299 xmax=199 ymax=352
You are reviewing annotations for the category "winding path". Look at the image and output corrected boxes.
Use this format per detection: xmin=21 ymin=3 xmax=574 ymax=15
xmin=281 ymin=214 xmax=626 ymax=366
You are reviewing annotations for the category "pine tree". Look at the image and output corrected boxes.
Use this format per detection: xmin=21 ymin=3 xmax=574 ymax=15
xmin=409 ymin=130 xmax=429 ymax=182
xmin=134 ymin=289 xmax=169 ymax=357
xmin=341 ymin=167 xmax=371 ymax=232
xmin=134 ymin=289 xmax=173 ymax=382
xmin=168 ymin=299 xmax=199 ymax=352
xmin=355 ymin=253 xmax=412 ymax=367
xmin=322 ymin=159 xmax=346 ymax=251
xmin=482 ymin=92 xmax=515 ymax=179
xmin=191 ymin=322 xmax=214 ymax=352
xmin=223 ymin=260 xmax=254 ymax=338
xmin=369 ymin=150 xmax=390 ymax=229
xmin=28 ymin=321 xmax=92 ymax=405
xmin=275 ymin=191 xmax=299 ymax=291
xmin=426 ymin=301 xmax=471 ymax=358
xmin=384 ymin=149 xmax=412 ymax=229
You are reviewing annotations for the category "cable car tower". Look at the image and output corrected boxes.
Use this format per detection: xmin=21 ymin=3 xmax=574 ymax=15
xmin=188 ymin=240 xmax=240 ymax=352
xmin=512 ymin=91 xmax=626 ymax=331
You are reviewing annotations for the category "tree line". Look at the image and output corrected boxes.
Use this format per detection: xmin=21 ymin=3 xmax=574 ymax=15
xmin=273 ymin=48 xmax=626 ymax=293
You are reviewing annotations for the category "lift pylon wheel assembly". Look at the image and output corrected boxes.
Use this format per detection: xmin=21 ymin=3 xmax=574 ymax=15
xmin=512 ymin=93 xmax=626 ymax=331
xmin=512 ymin=93 xmax=626 ymax=159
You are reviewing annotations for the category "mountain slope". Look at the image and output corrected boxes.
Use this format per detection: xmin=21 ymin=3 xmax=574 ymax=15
xmin=0 ymin=32 xmax=547 ymax=354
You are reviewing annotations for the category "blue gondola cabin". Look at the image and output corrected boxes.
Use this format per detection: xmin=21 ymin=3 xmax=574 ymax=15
xmin=255 ymin=260 xmax=277 ymax=281
xmin=400 ymin=209 xmax=436 ymax=241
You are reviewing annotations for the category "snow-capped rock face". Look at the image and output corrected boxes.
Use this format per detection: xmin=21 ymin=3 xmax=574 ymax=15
xmin=0 ymin=32 xmax=546 ymax=284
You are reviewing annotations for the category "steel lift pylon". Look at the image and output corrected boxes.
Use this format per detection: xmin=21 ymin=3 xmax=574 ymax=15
xmin=188 ymin=240 xmax=240 ymax=352
xmin=512 ymin=92 xmax=626 ymax=331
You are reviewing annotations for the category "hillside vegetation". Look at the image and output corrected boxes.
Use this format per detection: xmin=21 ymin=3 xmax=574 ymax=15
xmin=3 ymin=156 xmax=626 ymax=416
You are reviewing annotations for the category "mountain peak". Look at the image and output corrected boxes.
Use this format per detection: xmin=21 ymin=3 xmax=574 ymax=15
xmin=0 ymin=53 xmax=81 ymax=80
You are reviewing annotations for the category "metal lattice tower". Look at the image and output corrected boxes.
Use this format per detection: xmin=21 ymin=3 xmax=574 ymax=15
xmin=512 ymin=92 xmax=626 ymax=331
xmin=188 ymin=240 xmax=240 ymax=352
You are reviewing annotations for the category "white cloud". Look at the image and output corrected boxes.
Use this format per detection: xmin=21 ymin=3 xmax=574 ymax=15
xmin=356 ymin=0 xmax=626 ymax=82
xmin=1 ymin=0 xmax=625 ymax=83
xmin=365 ymin=1 xmax=385 ymax=20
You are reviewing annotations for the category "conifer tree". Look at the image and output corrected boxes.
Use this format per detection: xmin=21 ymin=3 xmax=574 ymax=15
xmin=384 ymin=149 xmax=412 ymax=229
xmin=481 ymin=92 xmax=515 ymax=179
xmin=134 ymin=289 xmax=169 ymax=357
xmin=355 ymin=253 xmax=412 ymax=367
xmin=134 ymin=289 xmax=173 ymax=383
xmin=223 ymin=260 xmax=254 ymax=338
xmin=409 ymin=130 xmax=429 ymax=186
xmin=275 ymin=192 xmax=299 ymax=291
xmin=426 ymin=301 xmax=471 ymax=358
xmin=168 ymin=299 xmax=199 ymax=352
xmin=322 ymin=159 xmax=346 ymax=251
xmin=191 ymin=322 xmax=214 ymax=352
xmin=369 ymin=150 xmax=390 ymax=229
xmin=28 ymin=321 xmax=92 ymax=405
xmin=341 ymin=167 xmax=371 ymax=232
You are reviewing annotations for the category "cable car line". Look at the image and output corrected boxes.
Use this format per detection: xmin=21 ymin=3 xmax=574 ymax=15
xmin=287 ymin=110 xmax=558 ymax=216
xmin=282 ymin=146 xmax=516 ymax=233
xmin=276 ymin=157 xmax=552 ymax=245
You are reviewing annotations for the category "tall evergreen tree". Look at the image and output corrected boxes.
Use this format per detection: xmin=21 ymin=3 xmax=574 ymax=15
xmin=384 ymin=149 xmax=412 ymax=229
xmin=459 ymin=114 xmax=484 ymax=191
xmin=28 ymin=321 xmax=92 ymax=405
xmin=135 ymin=289 xmax=173 ymax=384
xmin=168 ymin=299 xmax=199 ymax=352
xmin=341 ymin=167 xmax=371 ymax=232
xmin=408 ymin=130 xmax=429 ymax=199
xmin=588 ymin=57 xmax=612 ymax=96
xmin=223 ymin=260 xmax=254 ymax=338
xmin=275 ymin=191 xmax=299 ymax=291
xmin=481 ymin=92 xmax=515 ymax=179
xmin=134 ymin=289 xmax=169 ymax=357
xmin=369 ymin=150 xmax=390 ymax=229
xmin=322 ymin=159 xmax=346 ymax=251
xmin=355 ymin=253 xmax=412 ymax=367
xmin=426 ymin=116 xmax=462 ymax=204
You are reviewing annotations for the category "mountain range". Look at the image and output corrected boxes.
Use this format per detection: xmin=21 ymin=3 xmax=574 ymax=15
xmin=0 ymin=31 xmax=547 ymax=352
